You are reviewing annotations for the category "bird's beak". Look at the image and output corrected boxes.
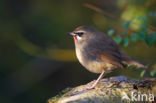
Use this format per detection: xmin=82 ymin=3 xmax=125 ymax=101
xmin=67 ymin=32 xmax=75 ymax=36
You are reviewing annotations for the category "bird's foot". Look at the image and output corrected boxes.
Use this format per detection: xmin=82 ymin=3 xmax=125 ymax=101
xmin=85 ymin=80 xmax=99 ymax=90
xmin=85 ymin=85 xmax=96 ymax=90
xmin=85 ymin=71 xmax=106 ymax=90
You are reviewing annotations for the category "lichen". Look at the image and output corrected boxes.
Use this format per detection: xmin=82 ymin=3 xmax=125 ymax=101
xmin=48 ymin=76 xmax=156 ymax=103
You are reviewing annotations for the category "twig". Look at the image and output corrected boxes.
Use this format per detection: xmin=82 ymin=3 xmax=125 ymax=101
xmin=84 ymin=3 xmax=156 ymax=32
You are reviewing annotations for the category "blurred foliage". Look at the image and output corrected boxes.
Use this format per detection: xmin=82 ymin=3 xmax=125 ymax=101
xmin=108 ymin=16 xmax=156 ymax=47
xmin=0 ymin=0 xmax=156 ymax=103
xmin=107 ymin=15 xmax=156 ymax=77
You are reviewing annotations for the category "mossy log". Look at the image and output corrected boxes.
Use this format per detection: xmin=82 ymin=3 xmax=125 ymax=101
xmin=48 ymin=76 xmax=156 ymax=103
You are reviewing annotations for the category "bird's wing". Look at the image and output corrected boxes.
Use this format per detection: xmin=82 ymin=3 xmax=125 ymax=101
xmin=86 ymin=34 xmax=125 ymax=68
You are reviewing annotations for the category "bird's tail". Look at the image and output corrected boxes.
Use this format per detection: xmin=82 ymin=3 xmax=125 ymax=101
xmin=125 ymin=60 xmax=148 ymax=69
xmin=120 ymin=51 xmax=147 ymax=69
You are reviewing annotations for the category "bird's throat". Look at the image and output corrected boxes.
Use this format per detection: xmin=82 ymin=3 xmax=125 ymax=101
xmin=73 ymin=36 xmax=78 ymax=42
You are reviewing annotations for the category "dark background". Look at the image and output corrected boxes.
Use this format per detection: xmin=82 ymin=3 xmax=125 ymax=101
xmin=0 ymin=0 xmax=156 ymax=103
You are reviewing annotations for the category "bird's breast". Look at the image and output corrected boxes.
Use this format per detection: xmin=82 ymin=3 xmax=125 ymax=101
xmin=75 ymin=47 xmax=85 ymax=65
xmin=75 ymin=47 xmax=113 ymax=74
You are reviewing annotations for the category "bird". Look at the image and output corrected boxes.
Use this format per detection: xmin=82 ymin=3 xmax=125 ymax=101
xmin=68 ymin=26 xmax=147 ymax=89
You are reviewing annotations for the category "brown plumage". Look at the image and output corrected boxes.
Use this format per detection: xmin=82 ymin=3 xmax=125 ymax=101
xmin=68 ymin=26 xmax=147 ymax=89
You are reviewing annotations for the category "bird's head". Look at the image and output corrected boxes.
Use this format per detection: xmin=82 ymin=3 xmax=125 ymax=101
xmin=68 ymin=26 xmax=98 ymax=44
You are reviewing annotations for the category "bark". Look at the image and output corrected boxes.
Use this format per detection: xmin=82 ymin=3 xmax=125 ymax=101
xmin=48 ymin=76 xmax=156 ymax=103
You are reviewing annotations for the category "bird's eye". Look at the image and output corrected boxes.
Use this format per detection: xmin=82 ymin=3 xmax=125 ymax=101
xmin=75 ymin=32 xmax=84 ymax=37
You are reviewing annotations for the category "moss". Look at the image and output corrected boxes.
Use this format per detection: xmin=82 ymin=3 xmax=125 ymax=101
xmin=48 ymin=76 xmax=156 ymax=103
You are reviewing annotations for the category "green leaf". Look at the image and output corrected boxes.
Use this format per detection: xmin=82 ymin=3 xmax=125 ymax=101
xmin=122 ymin=30 xmax=128 ymax=35
xmin=138 ymin=29 xmax=148 ymax=41
xmin=150 ymin=32 xmax=156 ymax=35
xmin=148 ymin=11 xmax=153 ymax=16
xmin=141 ymin=23 xmax=147 ymax=28
xmin=146 ymin=35 xmax=155 ymax=45
xmin=108 ymin=29 xmax=115 ymax=36
xmin=145 ymin=32 xmax=156 ymax=46
xmin=122 ymin=37 xmax=129 ymax=47
xmin=131 ymin=33 xmax=138 ymax=42
xmin=140 ymin=70 xmax=146 ymax=77
xmin=124 ymin=21 xmax=131 ymax=28
xmin=142 ymin=16 xmax=147 ymax=21
xmin=136 ymin=16 xmax=141 ymax=20
xmin=150 ymin=70 xmax=156 ymax=76
xmin=114 ymin=35 xmax=122 ymax=44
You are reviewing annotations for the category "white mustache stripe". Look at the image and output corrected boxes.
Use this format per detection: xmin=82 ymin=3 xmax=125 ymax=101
xmin=76 ymin=35 xmax=82 ymax=41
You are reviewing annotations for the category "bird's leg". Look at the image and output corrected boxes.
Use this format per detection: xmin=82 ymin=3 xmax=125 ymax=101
xmin=87 ymin=70 xmax=105 ymax=90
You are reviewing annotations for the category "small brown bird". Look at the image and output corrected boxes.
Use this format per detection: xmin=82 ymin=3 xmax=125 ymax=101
xmin=68 ymin=26 xmax=147 ymax=89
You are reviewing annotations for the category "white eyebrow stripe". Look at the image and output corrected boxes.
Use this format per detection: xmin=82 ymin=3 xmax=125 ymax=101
xmin=75 ymin=30 xmax=86 ymax=33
